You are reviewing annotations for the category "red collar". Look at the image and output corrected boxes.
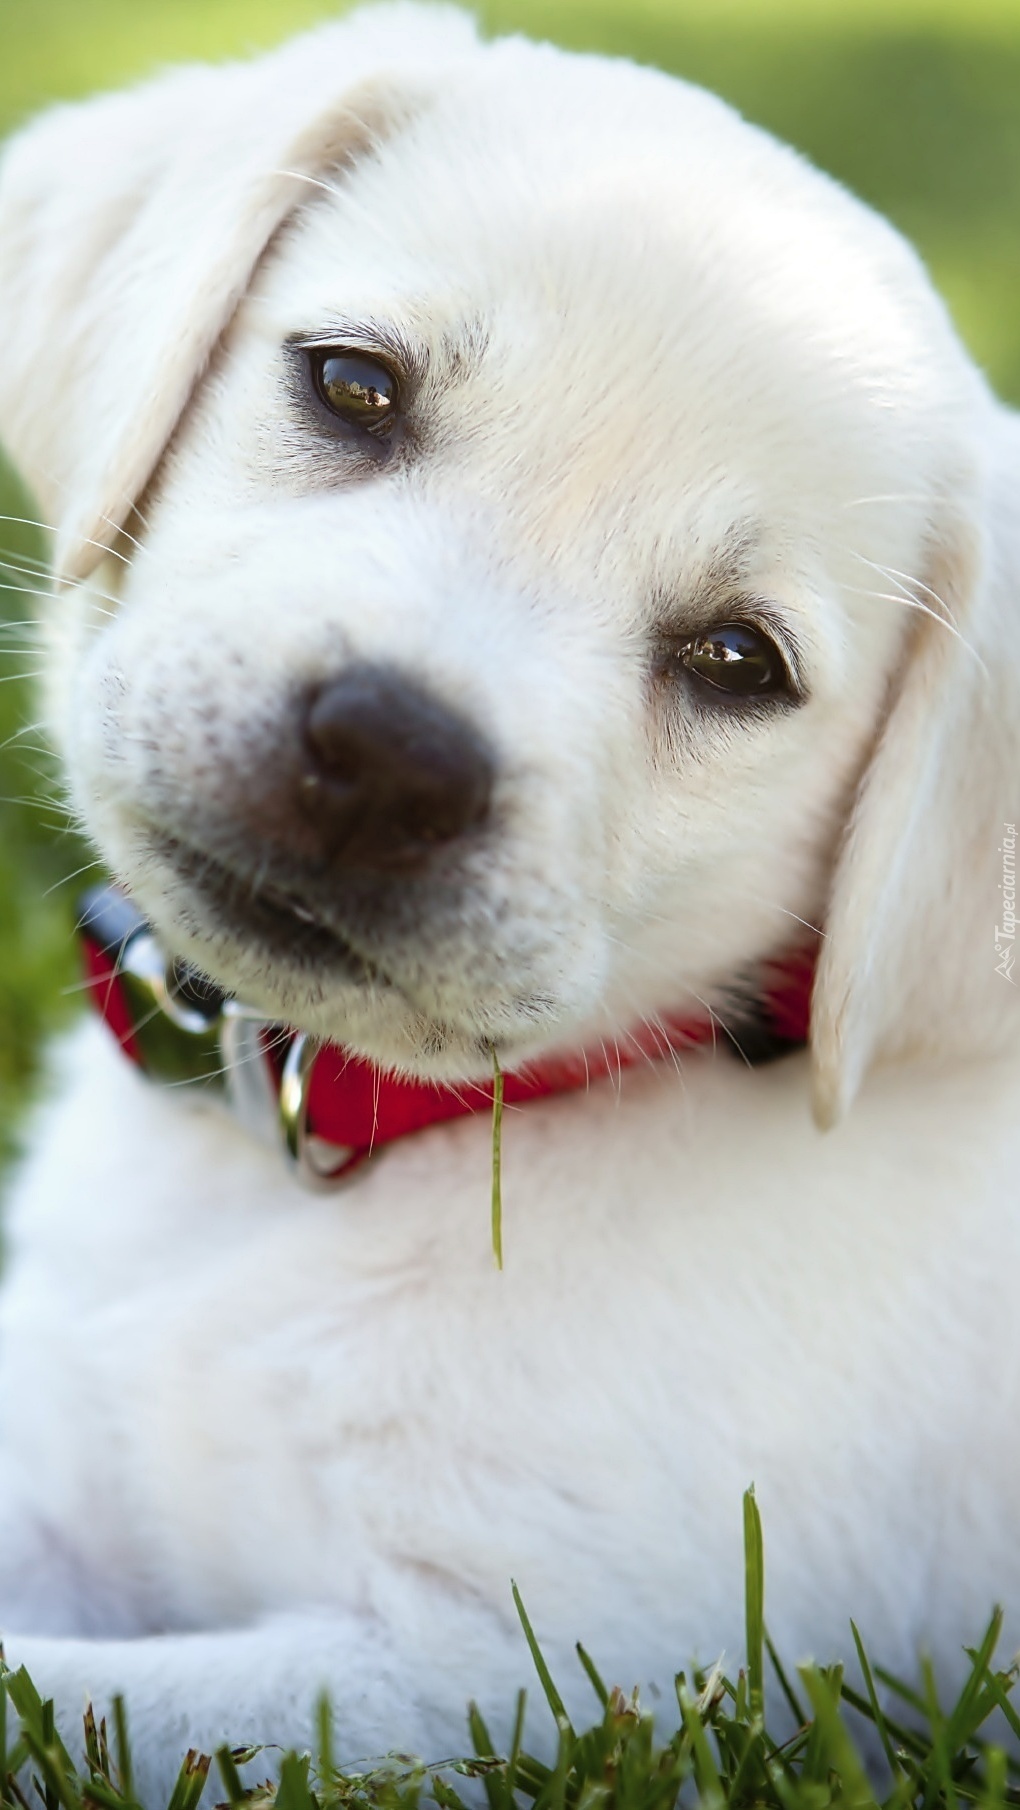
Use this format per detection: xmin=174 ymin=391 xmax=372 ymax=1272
xmin=79 ymin=885 xmax=815 ymax=1188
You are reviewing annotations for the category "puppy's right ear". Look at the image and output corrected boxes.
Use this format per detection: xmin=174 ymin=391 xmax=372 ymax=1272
xmin=0 ymin=8 xmax=476 ymax=581
xmin=809 ymin=447 xmax=1020 ymax=1127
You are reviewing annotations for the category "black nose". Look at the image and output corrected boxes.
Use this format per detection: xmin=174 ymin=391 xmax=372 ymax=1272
xmin=299 ymin=665 xmax=495 ymax=872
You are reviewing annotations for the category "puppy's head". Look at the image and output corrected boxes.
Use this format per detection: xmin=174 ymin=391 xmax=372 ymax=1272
xmin=1 ymin=4 xmax=1017 ymax=1110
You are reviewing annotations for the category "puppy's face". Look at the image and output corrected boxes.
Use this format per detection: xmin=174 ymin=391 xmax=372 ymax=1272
xmin=31 ymin=35 xmax=996 ymax=1080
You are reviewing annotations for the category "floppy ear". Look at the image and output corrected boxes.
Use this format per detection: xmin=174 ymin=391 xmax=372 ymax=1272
xmin=811 ymin=432 xmax=1020 ymax=1126
xmin=0 ymin=5 xmax=476 ymax=581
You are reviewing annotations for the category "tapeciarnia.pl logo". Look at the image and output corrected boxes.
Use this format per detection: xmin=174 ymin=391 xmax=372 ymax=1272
xmin=995 ymin=822 xmax=1017 ymax=983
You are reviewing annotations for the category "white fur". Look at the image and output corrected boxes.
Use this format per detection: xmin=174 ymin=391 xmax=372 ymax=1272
xmin=0 ymin=7 xmax=1018 ymax=1797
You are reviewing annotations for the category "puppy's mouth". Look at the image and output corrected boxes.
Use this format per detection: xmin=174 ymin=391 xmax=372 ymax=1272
xmin=139 ymin=830 xmax=569 ymax=1072
xmin=149 ymin=832 xmax=382 ymax=985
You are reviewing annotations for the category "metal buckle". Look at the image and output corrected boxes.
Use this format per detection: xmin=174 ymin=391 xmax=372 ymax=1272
xmin=218 ymin=1000 xmax=283 ymax=1147
xmin=116 ymin=934 xmax=281 ymax=1143
xmin=119 ymin=932 xmax=221 ymax=1038
xmin=278 ymin=1033 xmax=362 ymax=1190
xmin=115 ymin=932 xmax=228 ymax=1085
xmin=85 ymin=894 xmax=362 ymax=1190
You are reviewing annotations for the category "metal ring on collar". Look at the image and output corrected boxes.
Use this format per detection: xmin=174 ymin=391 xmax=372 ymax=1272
xmin=278 ymin=1032 xmax=361 ymax=1189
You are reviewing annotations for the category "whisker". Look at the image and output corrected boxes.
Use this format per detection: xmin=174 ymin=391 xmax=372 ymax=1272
xmin=96 ymin=511 xmax=146 ymax=557
xmin=0 ymin=797 xmax=73 ymax=818
xmin=0 ymin=514 xmax=133 ymax=567
xmin=847 ymin=548 xmax=959 ymax=625
xmin=152 ymin=1024 xmax=299 ymax=1094
xmin=0 ymin=542 xmax=56 ymax=571
xmin=767 ymin=904 xmax=825 ymax=938
xmin=639 ymin=1013 xmax=689 ymax=1089
xmin=0 ymin=720 xmax=49 ymax=755
xmin=273 ymin=168 xmax=345 ymax=202
xmin=873 ymin=560 xmax=961 ymax=618
xmin=838 ymin=492 xmax=933 ymax=510
xmin=842 ymin=582 xmax=985 ymax=668
xmin=0 ymin=557 xmax=52 ymax=580
xmin=599 ymin=895 xmax=824 ymax=944
xmin=0 ymin=566 xmax=122 ymax=617
xmin=0 ymin=580 xmax=53 ymax=604
xmin=40 ymin=856 xmax=106 ymax=900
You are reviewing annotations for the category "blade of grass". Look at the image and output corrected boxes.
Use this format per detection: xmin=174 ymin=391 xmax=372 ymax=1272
xmin=875 ymin=1664 xmax=929 ymax=1717
xmin=506 ymin=1689 xmax=527 ymax=1801
xmin=3 ymin=1671 xmax=77 ymax=1809
xmin=544 ymin=1719 xmax=570 ymax=1810
xmin=945 ymin=1610 xmax=1004 ymax=1752
xmin=490 ymin=1050 xmax=504 ymax=1270
xmin=508 ymin=1752 xmax=551 ymax=1803
xmin=2 ymin=1773 xmax=31 ymax=1810
xmin=724 ymin=1717 xmax=772 ymax=1802
xmin=39 ymin=1699 xmax=56 ymax=1810
xmin=275 ymin=1751 xmax=317 ymax=1810
xmin=166 ymin=1750 xmax=210 ymax=1810
xmin=765 ymin=1629 xmax=806 ymax=1730
xmin=850 ymin=1620 xmax=902 ymax=1779
xmin=316 ymin=1691 xmax=334 ymax=1793
xmin=81 ymin=1706 xmax=101 ymax=1782
xmin=983 ymin=1744 xmax=1009 ymax=1810
xmin=111 ymin=1696 xmax=133 ymax=1804
xmin=743 ymin=1486 xmax=765 ymax=1725
xmin=575 ymin=1645 xmax=609 ymax=1710
xmin=511 ymin=1583 xmax=575 ymax=1740
xmin=799 ymin=1665 xmax=876 ymax=1809
xmin=0 ymin=1670 xmax=7 ymax=1810
xmin=840 ymin=1683 xmax=929 ymax=1760
xmin=215 ymin=1745 xmax=248 ymax=1806
xmin=432 ymin=1773 xmax=471 ymax=1810
xmin=467 ymin=1703 xmax=503 ymax=1810
xmin=919 ymin=1652 xmax=958 ymax=1810
xmin=676 ymin=1680 xmax=724 ymax=1810
xmin=961 ymin=1661 xmax=1020 ymax=1747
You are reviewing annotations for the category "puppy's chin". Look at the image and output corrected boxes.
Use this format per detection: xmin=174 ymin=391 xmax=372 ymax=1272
xmin=189 ymin=945 xmax=565 ymax=1084
xmin=123 ymin=865 xmax=577 ymax=1084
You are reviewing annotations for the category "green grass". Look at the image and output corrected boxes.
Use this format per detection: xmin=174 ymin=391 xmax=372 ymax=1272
xmin=3 ymin=1492 xmax=1020 ymax=1810
xmin=0 ymin=459 xmax=87 ymax=1168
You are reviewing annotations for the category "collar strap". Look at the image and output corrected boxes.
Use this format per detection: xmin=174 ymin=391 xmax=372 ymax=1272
xmin=78 ymin=885 xmax=815 ymax=1190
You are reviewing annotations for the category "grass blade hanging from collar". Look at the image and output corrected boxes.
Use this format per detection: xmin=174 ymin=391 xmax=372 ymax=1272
xmin=491 ymin=1048 xmax=504 ymax=1269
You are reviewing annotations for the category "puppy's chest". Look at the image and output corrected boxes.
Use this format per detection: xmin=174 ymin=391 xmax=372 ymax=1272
xmin=7 ymin=1032 xmax=1019 ymax=1626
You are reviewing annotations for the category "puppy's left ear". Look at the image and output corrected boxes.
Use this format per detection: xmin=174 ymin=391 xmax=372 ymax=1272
xmin=0 ymin=9 xmax=474 ymax=580
xmin=810 ymin=433 xmax=1020 ymax=1125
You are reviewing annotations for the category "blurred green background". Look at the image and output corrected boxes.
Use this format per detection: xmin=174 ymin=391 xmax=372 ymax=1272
xmin=2 ymin=0 xmax=1019 ymax=1165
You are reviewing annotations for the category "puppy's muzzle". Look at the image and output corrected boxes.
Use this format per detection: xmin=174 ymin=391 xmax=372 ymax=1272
xmin=157 ymin=662 xmax=499 ymax=967
xmin=297 ymin=665 xmax=494 ymax=873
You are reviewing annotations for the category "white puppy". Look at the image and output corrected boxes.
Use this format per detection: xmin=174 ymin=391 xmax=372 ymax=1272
xmin=0 ymin=3 xmax=1018 ymax=1795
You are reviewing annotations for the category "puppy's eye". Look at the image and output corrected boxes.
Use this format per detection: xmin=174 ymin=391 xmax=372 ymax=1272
xmin=679 ymin=622 xmax=789 ymax=697
xmin=310 ymin=351 xmax=398 ymax=431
